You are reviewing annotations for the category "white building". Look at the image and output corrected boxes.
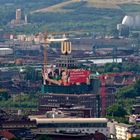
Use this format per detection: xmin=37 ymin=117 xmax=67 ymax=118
xmin=115 ymin=123 xmax=135 ymax=140
xmin=29 ymin=117 xmax=110 ymax=137
xmin=107 ymin=121 xmax=118 ymax=139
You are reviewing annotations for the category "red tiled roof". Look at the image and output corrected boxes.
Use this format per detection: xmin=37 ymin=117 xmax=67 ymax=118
xmin=0 ymin=130 xmax=15 ymax=139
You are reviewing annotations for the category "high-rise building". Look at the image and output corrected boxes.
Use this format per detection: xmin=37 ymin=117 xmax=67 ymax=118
xmin=39 ymin=93 xmax=115 ymax=117
xmin=40 ymin=39 xmax=115 ymax=117
xmin=56 ymin=40 xmax=76 ymax=68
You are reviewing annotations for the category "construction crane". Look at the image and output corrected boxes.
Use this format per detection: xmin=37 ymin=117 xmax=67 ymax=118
xmin=43 ymin=31 xmax=69 ymax=66
xmin=96 ymin=72 xmax=133 ymax=116
xmin=43 ymin=32 xmax=48 ymax=67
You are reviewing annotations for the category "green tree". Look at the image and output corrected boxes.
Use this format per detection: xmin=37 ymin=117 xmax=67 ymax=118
xmin=10 ymin=138 xmax=21 ymax=140
xmin=134 ymin=79 xmax=140 ymax=94
xmin=123 ymin=63 xmax=140 ymax=72
xmin=36 ymin=135 xmax=52 ymax=140
xmin=117 ymin=85 xmax=136 ymax=98
xmin=106 ymin=104 xmax=127 ymax=117
xmin=129 ymin=137 xmax=140 ymax=140
xmin=104 ymin=63 xmax=122 ymax=73
xmin=116 ymin=79 xmax=140 ymax=98
xmin=24 ymin=66 xmax=41 ymax=82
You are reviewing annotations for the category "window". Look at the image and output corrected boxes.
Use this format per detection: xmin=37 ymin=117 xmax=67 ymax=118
xmin=41 ymin=122 xmax=107 ymax=128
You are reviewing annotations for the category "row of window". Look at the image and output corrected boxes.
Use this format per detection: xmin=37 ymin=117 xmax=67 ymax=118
xmin=38 ymin=123 xmax=107 ymax=128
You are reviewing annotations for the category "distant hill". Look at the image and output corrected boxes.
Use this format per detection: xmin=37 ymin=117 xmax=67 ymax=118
xmin=1 ymin=0 xmax=140 ymax=33
xmin=26 ymin=0 xmax=140 ymax=33
xmin=31 ymin=0 xmax=140 ymax=13
xmin=31 ymin=0 xmax=80 ymax=13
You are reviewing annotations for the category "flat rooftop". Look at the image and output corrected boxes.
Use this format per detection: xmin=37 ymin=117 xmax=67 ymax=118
xmin=29 ymin=117 xmax=108 ymax=124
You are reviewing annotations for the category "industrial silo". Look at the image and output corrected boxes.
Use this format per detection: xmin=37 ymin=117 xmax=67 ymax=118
xmin=134 ymin=14 xmax=140 ymax=28
xmin=0 ymin=48 xmax=13 ymax=56
xmin=122 ymin=15 xmax=134 ymax=28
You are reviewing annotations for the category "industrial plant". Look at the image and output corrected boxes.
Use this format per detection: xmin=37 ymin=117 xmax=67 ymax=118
xmin=8 ymin=8 xmax=28 ymax=27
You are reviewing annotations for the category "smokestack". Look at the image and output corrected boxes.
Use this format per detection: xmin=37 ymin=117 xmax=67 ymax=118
xmin=24 ymin=14 xmax=28 ymax=24
xmin=16 ymin=9 xmax=21 ymax=23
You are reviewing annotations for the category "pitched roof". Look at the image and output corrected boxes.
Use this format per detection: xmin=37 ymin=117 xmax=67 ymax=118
xmin=0 ymin=130 xmax=15 ymax=139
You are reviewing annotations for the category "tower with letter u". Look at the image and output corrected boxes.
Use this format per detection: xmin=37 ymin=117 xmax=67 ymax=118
xmin=61 ymin=41 xmax=72 ymax=55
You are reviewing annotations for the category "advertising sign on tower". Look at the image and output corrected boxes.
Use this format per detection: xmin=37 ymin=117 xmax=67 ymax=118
xmin=42 ymin=68 xmax=90 ymax=86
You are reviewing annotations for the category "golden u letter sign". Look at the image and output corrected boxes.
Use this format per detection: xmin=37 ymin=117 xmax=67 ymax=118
xmin=61 ymin=41 xmax=72 ymax=55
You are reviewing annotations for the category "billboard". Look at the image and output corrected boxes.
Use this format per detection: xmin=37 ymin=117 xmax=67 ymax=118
xmin=42 ymin=68 xmax=90 ymax=86
xmin=69 ymin=69 xmax=90 ymax=84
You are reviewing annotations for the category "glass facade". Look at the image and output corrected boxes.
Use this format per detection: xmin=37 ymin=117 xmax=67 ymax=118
xmin=42 ymin=84 xmax=93 ymax=94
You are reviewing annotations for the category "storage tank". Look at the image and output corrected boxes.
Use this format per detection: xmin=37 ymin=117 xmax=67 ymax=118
xmin=122 ymin=14 xmax=140 ymax=29
xmin=0 ymin=48 xmax=13 ymax=56
xmin=135 ymin=15 xmax=140 ymax=28
xmin=122 ymin=15 xmax=134 ymax=28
